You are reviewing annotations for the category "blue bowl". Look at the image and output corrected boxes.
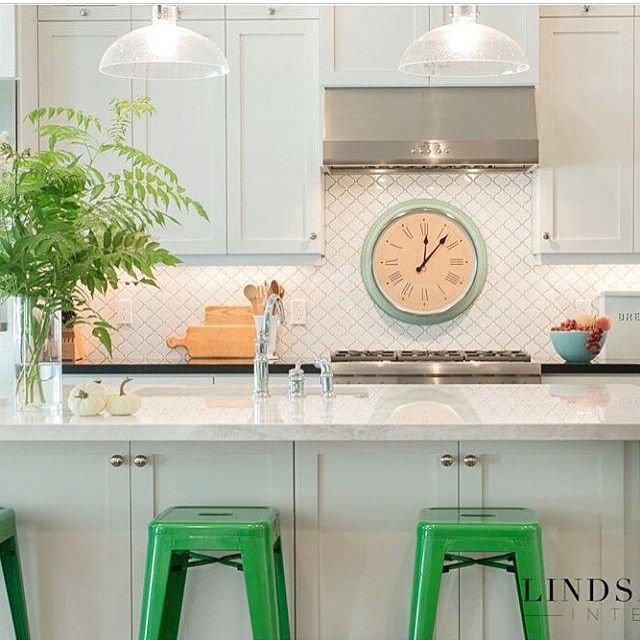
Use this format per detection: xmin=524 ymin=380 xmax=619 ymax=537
xmin=550 ymin=330 xmax=607 ymax=363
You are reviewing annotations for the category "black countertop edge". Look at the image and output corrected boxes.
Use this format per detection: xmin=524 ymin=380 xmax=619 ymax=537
xmin=62 ymin=362 xmax=640 ymax=375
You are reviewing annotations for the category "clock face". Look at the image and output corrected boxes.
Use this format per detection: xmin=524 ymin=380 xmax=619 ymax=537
xmin=361 ymin=199 xmax=487 ymax=325
xmin=372 ymin=210 xmax=478 ymax=315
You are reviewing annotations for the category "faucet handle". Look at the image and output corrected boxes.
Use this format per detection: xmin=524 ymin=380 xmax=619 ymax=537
xmin=314 ymin=357 xmax=334 ymax=398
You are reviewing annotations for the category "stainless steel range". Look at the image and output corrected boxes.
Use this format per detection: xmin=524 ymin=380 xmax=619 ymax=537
xmin=331 ymin=350 xmax=541 ymax=384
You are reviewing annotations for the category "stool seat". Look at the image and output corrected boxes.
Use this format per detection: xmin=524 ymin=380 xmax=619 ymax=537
xmin=409 ymin=506 xmax=549 ymax=640
xmin=0 ymin=508 xmax=31 ymax=639
xmin=139 ymin=506 xmax=289 ymax=640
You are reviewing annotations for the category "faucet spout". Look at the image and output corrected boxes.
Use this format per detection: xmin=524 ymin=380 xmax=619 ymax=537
xmin=253 ymin=293 xmax=286 ymax=397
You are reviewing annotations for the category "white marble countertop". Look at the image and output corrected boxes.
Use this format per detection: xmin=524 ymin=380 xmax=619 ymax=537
xmin=1 ymin=380 xmax=640 ymax=441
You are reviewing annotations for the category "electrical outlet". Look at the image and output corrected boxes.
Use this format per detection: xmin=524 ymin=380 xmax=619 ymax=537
xmin=289 ymin=297 xmax=307 ymax=326
xmin=113 ymin=298 xmax=133 ymax=327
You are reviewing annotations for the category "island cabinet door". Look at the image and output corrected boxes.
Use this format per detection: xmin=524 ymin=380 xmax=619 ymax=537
xmin=0 ymin=442 xmax=132 ymax=640
xmin=129 ymin=442 xmax=294 ymax=640
xmin=458 ymin=441 xmax=626 ymax=640
xmin=295 ymin=442 xmax=460 ymax=640
xmin=131 ymin=20 xmax=227 ymax=256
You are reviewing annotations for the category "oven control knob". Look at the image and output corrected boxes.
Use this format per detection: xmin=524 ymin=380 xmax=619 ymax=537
xmin=463 ymin=454 xmax=479 ymax=468
xmin=440 ymin=453 xmax=456 ymax=467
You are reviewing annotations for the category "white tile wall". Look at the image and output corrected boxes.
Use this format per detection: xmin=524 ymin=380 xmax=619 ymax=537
xmin=84 ymin=171 xmax=640 ymax=363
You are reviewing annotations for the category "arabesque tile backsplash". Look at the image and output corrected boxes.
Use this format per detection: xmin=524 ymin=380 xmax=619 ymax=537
xmin=84 ymin=171 xmax=640 ymax=363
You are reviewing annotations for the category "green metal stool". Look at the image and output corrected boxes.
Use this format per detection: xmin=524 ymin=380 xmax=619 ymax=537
xmin=0 ymin=508 xmax=30 ymax=640
xmin=409 ymin=507 xmax=549 ymax=640
xmin=138 ymin=506 xmax=290 ymax=640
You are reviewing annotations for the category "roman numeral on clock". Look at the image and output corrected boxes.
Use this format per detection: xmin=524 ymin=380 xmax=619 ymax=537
xmin=419 ymin=220 xmax=427 ymax=236
xmin=401 ymin=282 xmax=414 ymax=298
xmin=384 ymin=258 xmax=399 ymax=266
xmin=450 ymin=257 xmax=464 ymax=266
xmin=446 ymin=239 xmax=461 ymax=250
xmin=401 ymin=226 xmax=414 ymax=240
xmin=445 ymin=271 xmax=461 ymax=285
xmin=388 ymin=270 xmax=403 ymax=285
xmin=421 ymin=286 xmax=428 ymax=304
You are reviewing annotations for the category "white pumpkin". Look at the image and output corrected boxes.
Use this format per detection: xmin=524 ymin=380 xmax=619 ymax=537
xmin=106 ymin=377 xmax=141 ymax=416
xmin=67 ymin=380 xmax=107 ymax=416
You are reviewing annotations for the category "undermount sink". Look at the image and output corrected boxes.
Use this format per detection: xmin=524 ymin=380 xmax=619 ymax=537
xmin=136 ymin=384 xmax=368 ymax=398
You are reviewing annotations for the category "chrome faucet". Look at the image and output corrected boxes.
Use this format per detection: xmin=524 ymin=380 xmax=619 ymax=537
xmin=253 ymin=293 xmax=286 ymax=397
xmin=314 ymin=357 xmax=334 ymax=398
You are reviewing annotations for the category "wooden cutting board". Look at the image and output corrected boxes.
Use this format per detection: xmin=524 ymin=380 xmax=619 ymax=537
xmin=166 ymin=325 xmax=256 ymax=359
xmin=204 ymin=305 xmax=254 ymax=326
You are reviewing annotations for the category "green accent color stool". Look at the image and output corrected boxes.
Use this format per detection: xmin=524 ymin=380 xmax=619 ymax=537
xmin=0 ymin=508 xmax=31 ymax=640
xmin=408 ymin=507 xmax=549 ymax=640
xmin=138 ymin=506 xmax=290 ymax=640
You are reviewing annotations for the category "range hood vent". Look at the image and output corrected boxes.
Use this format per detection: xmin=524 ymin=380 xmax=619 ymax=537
xmin=323 ymin=87 xmax=538 ymax=171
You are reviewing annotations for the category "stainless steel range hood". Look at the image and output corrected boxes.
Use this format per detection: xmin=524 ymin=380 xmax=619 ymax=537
xmin=323 ymin=86 xmax=538 ymax=171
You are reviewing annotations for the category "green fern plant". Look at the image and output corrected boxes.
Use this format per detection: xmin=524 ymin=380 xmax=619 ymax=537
xmin=0 ymin=97 xmax=207 ymax=404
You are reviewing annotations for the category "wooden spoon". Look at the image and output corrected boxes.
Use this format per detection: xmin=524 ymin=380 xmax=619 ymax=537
xmin=244 ymin=284 xmax=258 ymax=313
xmin=270 ymin=280 xmax=279 ymax=296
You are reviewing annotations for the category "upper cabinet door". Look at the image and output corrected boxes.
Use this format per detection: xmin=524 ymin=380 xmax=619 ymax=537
xmin=320 ymin=6 xmax=429 ymax=87
xmin=540 ymin=5 xmax=633 ymax=17
xmin=226 ymin=20 xmax=322 ymax=255
xmin=429 ymin=5 xmax=539 ymax=86
xmin=132 ymin=21 xmax=227 ymax=256
xmin=0 ymin=4 xmax=15 ymax=77
xmin=226 ymin=5 xmax=319 ymax=20
xmin=537 ymin=18 xmax=634 ymax=254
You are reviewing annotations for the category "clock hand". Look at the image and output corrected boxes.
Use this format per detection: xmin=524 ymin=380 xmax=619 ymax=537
xmin=418 ymin=233 xmax=429 ymax=268
xmin=416 ymin=235 xmax=448 ymax=273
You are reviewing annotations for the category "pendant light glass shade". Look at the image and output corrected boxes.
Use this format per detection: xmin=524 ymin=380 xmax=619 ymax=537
xmin=99 ymin=5 xmax=229 ymax=80
xmin=399 ymin=5 xmax=529 ymax=77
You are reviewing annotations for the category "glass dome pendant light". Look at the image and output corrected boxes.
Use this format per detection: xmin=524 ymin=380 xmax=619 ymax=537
xmin=399 ymin=4 xmax=529 ymax=77
xmin=99 ymin=5 xmax=229 ymax=80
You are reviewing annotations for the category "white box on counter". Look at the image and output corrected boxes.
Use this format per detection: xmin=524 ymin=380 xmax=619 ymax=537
xmin=599 ymin=291 xmax=640 ymax=362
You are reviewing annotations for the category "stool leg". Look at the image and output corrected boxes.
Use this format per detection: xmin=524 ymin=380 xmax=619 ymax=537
xmin=408 ymin=532 xmax=446 ymax=640
xmin=138 ymin=536 xmax=178 ymax=640
xmin=240 ymin=533 xmax=281 ymax=640
xmin=513 ymin=529 xmax=550 ymax=640
xmin=273 ymin=539 xmax=290 ymax=640
xmin=158 ymin=551 xmax=190 ymax=640
xmin=0 ymin=536 xmax=31 ymax=640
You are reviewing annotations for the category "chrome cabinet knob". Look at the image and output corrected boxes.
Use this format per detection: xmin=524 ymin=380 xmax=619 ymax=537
xmin=79 ymin=8 xmax=89 ymax=17
xmin=309 ymin=232 xmax=318 ymax=241
xmin=582 ymin=4 xmax=591 ymax=13
xmin=133 ymin=454 xmax=149 ymax=468
xmin=440 ymin=453 xmax=456 ymax=467
xmin=542 ymin=231 xmax=551 ymax=240
xmin=268 ymin=6 xmax=276 ymax=15
xmin=463 ymin=454 xmax=479 ymax=468
xmin=109 ymin=454 xmax=125 ymax=468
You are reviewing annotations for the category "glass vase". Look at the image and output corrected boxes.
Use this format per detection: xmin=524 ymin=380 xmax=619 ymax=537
xmin=13 ymin=297 xmax=62 ymax=411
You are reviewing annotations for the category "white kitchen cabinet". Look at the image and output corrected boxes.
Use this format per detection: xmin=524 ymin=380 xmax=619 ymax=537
xmin=0 ymin=443 xmax=131 ymax=640
xmin=459 ymin=441 xmax=627 ymax=640
xmin=536 ymin=18 xmax=634 ymax=254
xmin=429 ymin=5 xmax=539 ymax=86
xmin=0 ymin=4 xmax=15 ymax=77
xmin=226 ymin=5 xmax=319 ymax=20
xmin=129 ymin=442 xmax=294 ymax=640
xmin=130 ymin=5 xmax=225 ymax=21
xmin=540 ymin=5 xmax=633 ymax=18
xmin=295 ymin=442 xmax=460 ymax=640
xmin=319 ymin=5 xmax=429 ymax=87
xmin=226 ymin=19 xmax=322 ymax=254
xmin=132 ymin=21 xmax=227 ymax=255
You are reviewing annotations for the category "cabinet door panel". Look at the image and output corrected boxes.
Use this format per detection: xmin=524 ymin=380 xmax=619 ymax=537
xmin=226 ymin=5 xmax=319 ymax=20
xmin=130 ymin=442 xmax=294 ymax=640
xmin=0 ymin=443 xmax=131 ymax=640
xmin=226 ymin=20 xmax=322 ymax=254
xmin=320 ymin=6 xmax=429 ymax=87
xmin=38 ymin=20 xmax=132 ymax=180
xmin=459 ymin=441 xmax=625 ymax=640
xmin=295 ymin=442 xmax=459 ymax=640
xmin=0 ymin=4 xmax=15 ymax=77
xmin=537 ymin=18 xmax=633 ymax=254
xmin=132 ymin=21 xmax=227 ymax=255
xmin=429 ymin=5 xmax=538 ymax=86
xmin=540 ymin=5 xmax=632 ymax=17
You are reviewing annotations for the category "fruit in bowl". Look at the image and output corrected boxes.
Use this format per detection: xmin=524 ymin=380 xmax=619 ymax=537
xmin=550 ymin=315 xmax=612 ymax=363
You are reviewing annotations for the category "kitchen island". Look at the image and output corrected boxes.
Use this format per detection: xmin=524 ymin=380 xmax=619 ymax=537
xmin=1 ymin=381 xmax=639 ymax=640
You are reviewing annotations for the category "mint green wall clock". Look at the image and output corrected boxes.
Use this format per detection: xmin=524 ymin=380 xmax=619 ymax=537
xmin=360 ymin=199 xmax=488 ymax=325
